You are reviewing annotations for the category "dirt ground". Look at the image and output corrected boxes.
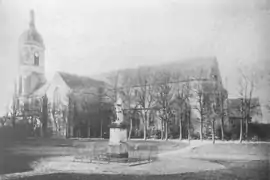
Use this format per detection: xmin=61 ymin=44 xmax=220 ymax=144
xmin=0 ymin=138 xmax=186 ymax=175
xmin=0 ymin=138 xmax=269 ymax=180
xmin=2 ymin=160 xmax=269 ymax=180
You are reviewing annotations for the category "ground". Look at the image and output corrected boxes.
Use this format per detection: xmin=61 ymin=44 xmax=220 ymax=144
xmin=0 ymin=138 xmax=269 ymax=180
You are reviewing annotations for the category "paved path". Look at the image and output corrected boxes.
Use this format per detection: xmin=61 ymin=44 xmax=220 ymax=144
xmin=159 ymin=140 xmax=268 ymax=161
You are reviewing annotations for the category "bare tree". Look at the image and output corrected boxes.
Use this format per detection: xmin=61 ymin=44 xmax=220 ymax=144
xmin=193 ymin=82 xmax=209 ymax=141
xmin=183 ymin=79 xmax=192 ymax=142
xmin=51 ymin=101 xmax=60 ymax=134
xmin=172 ymin=75 xmax=192 ymax=141
xmin=175 ymin=89 xmax=185 ymax=141
xmin=207 ymin=82 xmax=219 ymax=144
xmin=206 ymin=76 xmax=227 ymax=143
xmin=51 ymin=92 xmax=72 ymax=137
xmin=97 ymin=87 xmax=104 ymax=138
xmin=67 ymin=93 xmax=75 ymax=138
xmin=135 ymin=67 xmax=156 ymax=140
xmin=211 ymin=107 xmax=216 ymax=144
xmin=154 ymin=71 xmax=174 ymax=140
xmin=238 ymin=68 xmax=258 ymax=141
xmin=120 ymin=74 xmax=138 ymax=140
xmin=219 ymin=89 xmax=227 ymax=141
xmin=40 ymin=94 xmax=48 ymax=137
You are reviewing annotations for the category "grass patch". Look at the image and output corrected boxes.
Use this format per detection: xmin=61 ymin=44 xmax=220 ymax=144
xmin=191 ymin=143 xmax=269 ymax=157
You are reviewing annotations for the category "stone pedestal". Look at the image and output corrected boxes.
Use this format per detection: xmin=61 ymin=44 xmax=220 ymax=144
xmin=107 ymin=125 xmax=128 ymax=158
xmin=109 ymin=127 xmax=127 ymax=144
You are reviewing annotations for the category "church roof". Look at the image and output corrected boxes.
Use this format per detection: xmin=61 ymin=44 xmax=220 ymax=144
xmin=58 ymin=72 xmax=106 ymax=91
xmin=155 ymin=56 xmax=218 ymax=79
xmin=93 ymin=56 xmax=221 ymax=87
xmin=20 ymin=29 xmax=44 ymax=48
xmin=19 ymin=10 xmax=45 ymax=48
xmin=30 ymin=83 xmax=50 ymax=97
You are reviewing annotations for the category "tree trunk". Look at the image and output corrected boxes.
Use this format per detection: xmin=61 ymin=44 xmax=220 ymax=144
xmin=200 ymin=117 xmax=203 ymax=141
xmin=88 ymin=126 xmax=91 ymax=138
xmin=128 ymin=118 xmax=133 ymax=140
xmin=188 ymin=114 xmax=190 ymax=143
xmin=165 ymin=121 xmax=168 ymax=141
xmin=179 ymin=113 xmax=182 ymax=141
xmin=143 ymin=122 xmax=147 ymax=141
xmin=239 ymin=118 xmax=243 ymax=143
xmin=66 ymin=124 xmax=69 ymax=138
xmin=100 ymin=118 xmax=103 ymax=138
xmin=187 ymin=108 xmax=190 ymax=143
xmin=220 ymin=116 xmax=224 ymax=141
xmin=143 ymin=112 xmax=147 ymax=141
xmin=245 ymin=117 xmax=249 ymax=141
xmin=212 ymin=119 xmax=215 ymax=144
xmin=40 ymin=123 xmax=43 ymax=138
xmin=86 ymin=120 xmax=90 ymax=138
xmin=161 ymin=119 xmax=164 ymax=140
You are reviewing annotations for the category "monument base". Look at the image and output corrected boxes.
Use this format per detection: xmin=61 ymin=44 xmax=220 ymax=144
xmin=107 ymin=143 xmax=129 ymax=158
xmin=107 ymin=125 xmax=128 ymax=160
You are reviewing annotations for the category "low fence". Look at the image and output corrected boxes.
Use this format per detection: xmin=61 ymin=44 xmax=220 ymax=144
xmin=73 ymin=142 xmax=159 ymax=165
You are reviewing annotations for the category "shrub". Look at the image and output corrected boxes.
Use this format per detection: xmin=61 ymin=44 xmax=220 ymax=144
xmin=0 ymin=124 xmax=29 ymax=144
xmin=249 ymin=123 xmax=270 ymax=141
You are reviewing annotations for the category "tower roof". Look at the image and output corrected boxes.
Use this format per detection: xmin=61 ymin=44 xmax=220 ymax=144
xmin=19 ymin=10 xmax=45 ymax=49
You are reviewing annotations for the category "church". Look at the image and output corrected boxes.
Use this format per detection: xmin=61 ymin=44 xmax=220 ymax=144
xmin=14 ymin=10 xmax=244 ymax=139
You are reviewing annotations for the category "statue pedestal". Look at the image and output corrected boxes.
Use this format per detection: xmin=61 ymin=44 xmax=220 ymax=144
xmin=107 ymin=124 xmax=128 ymax=159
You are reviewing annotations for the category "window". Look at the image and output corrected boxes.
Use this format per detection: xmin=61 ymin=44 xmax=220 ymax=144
xmin=34 ymin=52 xmax=39 ymax=66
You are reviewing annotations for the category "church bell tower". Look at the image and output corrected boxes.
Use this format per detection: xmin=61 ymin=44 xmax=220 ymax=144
xmin=17 ymin=10 xmax=46 ymax=99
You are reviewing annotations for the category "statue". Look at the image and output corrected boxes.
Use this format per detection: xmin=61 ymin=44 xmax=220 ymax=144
xmin=108 ymin=96 xmax=128 ymax=158
xmin=114 ymin=97 xmax=123 ymax=124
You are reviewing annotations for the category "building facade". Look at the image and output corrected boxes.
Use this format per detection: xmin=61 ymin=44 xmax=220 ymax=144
xmin=94 ymin=57 xmax=225 ymax=137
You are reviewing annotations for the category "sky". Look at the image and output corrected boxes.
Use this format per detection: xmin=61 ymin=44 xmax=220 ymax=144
xmin=0 ymin=0 xmax=269 ymax=116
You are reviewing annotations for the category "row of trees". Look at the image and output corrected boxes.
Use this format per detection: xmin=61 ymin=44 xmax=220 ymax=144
xmin=103 ymin=68 xmax=224 ymax=143
xmin=105 ymin=65 xmax=262 ymax=143
xmin=237 ymin=66 xmax=261 ymax=142
xmin=0 ymin=64 xmax=261 ymax=143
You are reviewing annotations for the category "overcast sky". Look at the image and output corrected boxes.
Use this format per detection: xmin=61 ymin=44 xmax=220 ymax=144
xmin=0 ymin=0 xmax=269 ymax=115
